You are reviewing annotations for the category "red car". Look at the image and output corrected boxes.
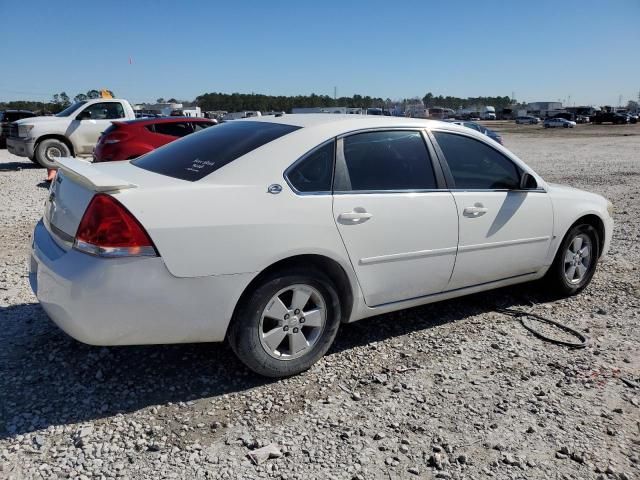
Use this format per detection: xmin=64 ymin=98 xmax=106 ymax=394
xmin=93 ymin=117 xmax=216 ymax=162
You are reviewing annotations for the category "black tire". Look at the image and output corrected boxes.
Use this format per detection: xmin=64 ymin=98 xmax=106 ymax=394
xmin=35 ymin=138 xmax=71 ymax=168
xmin=28 ymin=155 xmax=40 ymax=165
xmin=544 ymin=224 xmax=599 ymax=296
xmin=228 ymin=268 xmax=342 ymax=377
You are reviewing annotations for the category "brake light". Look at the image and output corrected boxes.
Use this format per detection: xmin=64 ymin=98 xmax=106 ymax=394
xmin=74 ymin=193 xmax=157 ymax=257
xmin=98 ymin=125 xmax=130 ymax=145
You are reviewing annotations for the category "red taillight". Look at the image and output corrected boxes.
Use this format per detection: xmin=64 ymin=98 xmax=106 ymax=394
xmin=74 ymin=194 xmax=157 ymax=257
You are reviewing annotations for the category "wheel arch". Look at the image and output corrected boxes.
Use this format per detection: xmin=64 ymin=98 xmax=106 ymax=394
xmin=228 ymin=254 xmax=356 ymax=338
xmin=35 ymin=134 xmax=76 ymax=157
xmin=560 ymin=213 xmax=606 ymax=259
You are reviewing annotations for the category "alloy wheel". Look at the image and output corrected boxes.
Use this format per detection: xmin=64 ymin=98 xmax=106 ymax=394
xmin=46 ymin=146 xmax=63 ymax=161
xmin=259 ymin=284 xmax=326 ymax=360
xmin=563 ymin=234 xmax=592 ymax=284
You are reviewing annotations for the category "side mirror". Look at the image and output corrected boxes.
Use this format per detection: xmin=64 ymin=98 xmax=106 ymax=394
xmin=520 ymin=172 xmax=538 ymax=190
xmin=76 ymin=111 xmax=90 ymax=121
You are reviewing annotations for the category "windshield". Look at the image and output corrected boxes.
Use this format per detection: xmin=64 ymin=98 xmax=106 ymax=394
xmin=55 ymin=101 xmax=88 ymax=117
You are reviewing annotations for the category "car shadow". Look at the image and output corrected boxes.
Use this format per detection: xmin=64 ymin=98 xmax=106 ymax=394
xmin=0 ymin=161 xmax=41 ymax=171
xmin=0 ymin=282 xmax=557 ymax=439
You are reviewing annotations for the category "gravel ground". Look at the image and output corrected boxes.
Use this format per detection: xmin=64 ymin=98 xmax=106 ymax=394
xmin=1 ymin=124 xmax=639 ymax=480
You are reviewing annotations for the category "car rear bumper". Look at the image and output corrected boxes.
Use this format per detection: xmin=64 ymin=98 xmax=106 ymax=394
xmin=29 ymin=219 xmax=253 ymax=345
xmin=7 ymin=137 xmax=35 ymax=158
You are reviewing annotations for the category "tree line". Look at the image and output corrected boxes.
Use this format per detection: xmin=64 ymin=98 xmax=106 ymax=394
xmin=422 ymin=92 xmax=514 ymax=109
xmin=195 ymin=92 xmax=390 ymax=112
xmin=194 ymin=92 xmax=519 ymax=113
xmin=7 ymin=88 xmax=635 ymax=116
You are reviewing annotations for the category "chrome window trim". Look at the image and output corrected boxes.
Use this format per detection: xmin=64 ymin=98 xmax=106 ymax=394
xmin=283 ymin=139 xmax=336 ymax=196
xmin=447 ymin=188 xmax=547 ymax=193
xmin=333 ymin=189 xmax=448 ymax=195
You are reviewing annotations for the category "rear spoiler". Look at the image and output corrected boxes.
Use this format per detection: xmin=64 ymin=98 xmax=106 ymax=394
xmin=56 ymin=157 xmax=138 ymax=192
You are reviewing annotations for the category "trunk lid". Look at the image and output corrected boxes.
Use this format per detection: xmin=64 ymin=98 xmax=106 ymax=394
xmin=44 ymin=158 xmax=178 ymax=249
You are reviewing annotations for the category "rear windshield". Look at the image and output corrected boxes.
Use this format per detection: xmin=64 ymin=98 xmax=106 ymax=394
xmin=133 ymin=121 xmax=301 ymax=181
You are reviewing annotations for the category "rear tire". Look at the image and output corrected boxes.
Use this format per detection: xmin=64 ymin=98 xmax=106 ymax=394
xmin=544 ymin=224 xmax=599 ymax=296
xmin=35 ymin=139 xmax=71 ymax=168
xmin=228 ymin=268 xmax=341 ymax=377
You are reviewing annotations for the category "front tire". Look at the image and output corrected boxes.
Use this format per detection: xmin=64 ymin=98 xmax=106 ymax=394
xmin=544 ymin=224 xmax=599 ymax=296
xmin=228 ymin=268 xmax=342 ymax=377
xmin=35 ymin=139 xmax=71 ymax=168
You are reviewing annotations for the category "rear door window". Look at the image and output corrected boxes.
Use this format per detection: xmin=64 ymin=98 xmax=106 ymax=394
xmin=337 ymin=130 xmax=437 ymax=191
xmin=151 ymin=122 xmax=193 ymax=137
xmin=133 ymin=120 xmax=301 ymax=181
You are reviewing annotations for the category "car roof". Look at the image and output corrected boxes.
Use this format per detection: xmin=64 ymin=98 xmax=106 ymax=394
xmin=232 ymin=113 xmax=457 ymax=131
xmin=119 ymin=116 xmax=214 ymax=126
xmin=219 ymin=114 xmax=494 ymax=150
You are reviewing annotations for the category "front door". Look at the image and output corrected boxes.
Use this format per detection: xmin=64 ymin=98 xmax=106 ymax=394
xmin=432 ymin=130 xmax=553 ymax=290
xmin=332 ymin=130 xmax=459 ymax=306
xmin=69 ymin=101 xmax=126 ymax=154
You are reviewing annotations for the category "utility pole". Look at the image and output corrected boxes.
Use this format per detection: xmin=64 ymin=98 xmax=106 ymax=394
xmin=334 ymin=86 xmax=337 ymax=100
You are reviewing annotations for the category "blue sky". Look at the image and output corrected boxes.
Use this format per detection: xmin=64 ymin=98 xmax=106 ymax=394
xmin=0 ymin=0 xmax=638 ymax=106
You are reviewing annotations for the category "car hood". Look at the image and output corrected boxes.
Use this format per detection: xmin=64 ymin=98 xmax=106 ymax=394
xmin=13 ymin=116 xmax=64 ymax=125
xmin=547 ymin=183 xmax=607 ymax=204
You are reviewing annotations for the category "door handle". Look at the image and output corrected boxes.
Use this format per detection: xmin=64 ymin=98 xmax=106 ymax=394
xmin=463 ymin=204 xmax=488 ymax=217
xmin=338 ymin=210 xmax=373 ymax=222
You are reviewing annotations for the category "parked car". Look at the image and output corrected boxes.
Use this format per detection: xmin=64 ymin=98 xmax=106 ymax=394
xmin=6 ymin=99 xmax=136 ymax=167
xmin=29 ymin=115 xmax=613 ymax=377
xmin=618 ymin=113 xmax=638 ymax=124
xmin=515 ymin=116 xmax=540 ymax=125
xmin=448 ymin=120 xmax=503 ymax=144
xmin=591 ymin=112 xmax=629 ymax=125
xmin=544 ymin=118 xmax=576 ymax=128
xmin=0 ymin=110 xmax=36 ymax=147
xmin=575 ymin=115 xmax=590 ymax=124
xmin=93 ymin=117 xmax=217 ymax=162
xmin=551 ymin=112 xmax=575 ymax=122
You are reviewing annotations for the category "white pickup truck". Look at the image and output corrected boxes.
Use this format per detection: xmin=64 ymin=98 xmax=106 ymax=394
xmin=7 ymin=98 xmax=136 ymax=168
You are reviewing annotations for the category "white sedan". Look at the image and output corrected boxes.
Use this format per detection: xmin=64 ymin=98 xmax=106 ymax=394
xmin=30 ymin=115 xmax=613 ymax=377
xmin=544 ymin=118 xmax=577 ymax=128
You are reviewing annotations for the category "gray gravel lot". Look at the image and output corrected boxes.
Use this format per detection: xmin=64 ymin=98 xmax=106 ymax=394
xmin=1 ymin=124 xmax=639 ymax=479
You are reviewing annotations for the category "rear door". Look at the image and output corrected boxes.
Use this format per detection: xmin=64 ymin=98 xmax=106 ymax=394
xmin=69 ymin=102 xmax=126 ymax=154
xmin=332 ymin=129 xmax=458 ymax=307
xmin=431 ymin=130 xmax=553 ymax=290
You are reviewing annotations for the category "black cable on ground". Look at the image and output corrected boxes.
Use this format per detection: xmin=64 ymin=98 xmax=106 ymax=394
xmin=496 ymin=307 xmax=589 ymax=349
